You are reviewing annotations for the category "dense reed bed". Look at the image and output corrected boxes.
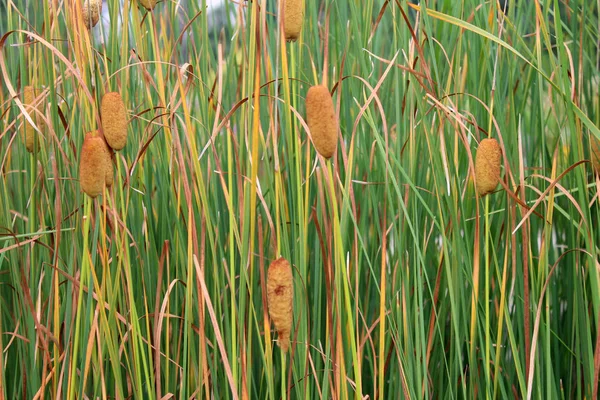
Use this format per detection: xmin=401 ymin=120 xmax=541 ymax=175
xmin=1 ymin=0 xmax=600 ymax=398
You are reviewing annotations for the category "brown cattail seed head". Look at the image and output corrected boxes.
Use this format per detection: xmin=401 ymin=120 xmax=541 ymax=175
xmin=102 ymin=140 xmax=114 ymax=187
xmin=475 ymin=138 xmax=502 ymax=196
xmin=79 ymin=131 xmax=108 ymax=198
xmin=267 ymin=257 xmax=293 ymax=353
xmin=306 ymin=85 xmax=338 ymax=159
xmin=23 ymin=86 xmax=40 ymax=153
xmin=283 ymin=0 xmax=303 ymax=42
xmin=138 ymin=0 xmax=158 ymax=10
xmin=592 ymin=136 xmax=600 ymax=176
xmin=101 ymin=92 xmax=128 ymax=150
xmin=82 ymin=0 xmax=102 ymax=29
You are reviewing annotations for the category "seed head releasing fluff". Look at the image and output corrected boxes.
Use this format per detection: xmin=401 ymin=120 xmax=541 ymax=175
xmin=475 ymin=138 xmax=502 ymax=196
xmin=267 ymin=257 xmax=293 ymax=353
xmin=306 ymin=85 xmax=338 ymax=159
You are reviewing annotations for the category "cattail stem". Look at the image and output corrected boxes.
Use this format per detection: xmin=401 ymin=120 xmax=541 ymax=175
xmin=325 ymin=161 xmax=363 ymax=397
xmin=67 ymin=198 xmax=93 ymax=400
xmin=484 ymin=195 xmax=491 ymax=390
xmin=280 ymin=351 xmax=287 ymax=400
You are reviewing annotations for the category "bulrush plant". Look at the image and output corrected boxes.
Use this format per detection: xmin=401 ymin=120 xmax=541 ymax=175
xmin=267 ymin=257 xmax=293 ymax=353
xmin=82 ymin=0 xmax=102 ymax=29
xmin=101 ymin=92 xmax=128 ymax=151
xmin=306 ymin=85 xmax=338 ymax=159
xmin=103 ymin=143 xmax=114 ymax=187
xmin=283 ymin=0 xmax=303 ymax=41
xmin=138 ymin=0 xmax=158 ymax=11
xmin=23 ymin=85 xmax=41 ymax=153
xmin=79 ymin=131 xmax=112 ymax=197
xmin=475 ymin=138 xmax=502 ymax=196
xmin=7 ymin=1 xmax=600 ymax=398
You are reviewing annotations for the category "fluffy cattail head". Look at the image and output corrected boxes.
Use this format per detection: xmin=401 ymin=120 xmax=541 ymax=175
xmin=306 ymin=85 xmax=338 ymax=159
xmin=283 ymin=0 xmax=303 ymax=41
xmin=267 ymin=257 xmax=293 ymax=353
xmin=101 ymin=92 xmax=128 ymax=151
xmin=79 ymin=131 xmax=110 ymax=198
xmin=475 ymin=138 xmax=502 ymax=196
xmin=23 ymin=86 xmax=40 ymax=153
xmin=138 ymin=0 xmax=158 ymax=10
xmin=82 ymin=0 xmax=102 ymax=29
xmin=592 ymin=136 xmax=600 ymax=176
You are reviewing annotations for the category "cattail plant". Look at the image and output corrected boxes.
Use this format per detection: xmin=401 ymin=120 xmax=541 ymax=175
xmin=283 ymin=0 xmax=303 ymax=41
xmin=592 ymin=136 xmax=600 ymax=175
xmin=79 ymin=131 xmax=110 ymax=197
xmin=475 ymin=138 xmax=502 ymax=196
xmin=82 ymin=0 xmax=102 ymax=29
xmin=101 ymin=92 xmax=128 ymax=150
xmin=103 ymin=142 xmax=114 ymax=187
xmin=267 ymin=257 xmax=293 ymax=353
xmin=23 ymin=85 xmax=41 ymax=153
xmin=306 ymin=85 xmax=338 ymax=159
xmin=138 ymin=0 xmax=158 ymax=10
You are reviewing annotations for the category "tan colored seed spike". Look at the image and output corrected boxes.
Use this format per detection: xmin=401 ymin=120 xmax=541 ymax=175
xmin=592 ymin=136 xmax=600 ymax=176
xmin=283 ymin=0 xmax=303 ymax=41
xmin=266 ymin=257 xmax=293 ymax=353
xmin=101 ymin=92 xmax=128 ymax=150
xmin=102 ymin=139 xmax=114 ymax=187
xmin=138 ymin=0 xmax=158 ymax=10
xmin=475 ymin=138 xmax=502 ymax=196
xmin=79 ymin=131 xmax=107 ymax=198
xmin=306 ymin=85 xmax=338 ymax=159
xmin=82 ymin=0 xmax=102 ymax=29
xmin=23 ymin=86 xmax=38 ymax=153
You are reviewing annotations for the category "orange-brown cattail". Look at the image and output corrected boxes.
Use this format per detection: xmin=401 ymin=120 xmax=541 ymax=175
xmin=102 ymin=139 xmax=114 ymax=187
xmin=267 ymin=257 xmax=293 ymax=353
xmin=101 ymin=92 xmax=128 ymax=151
xmin=79 ymin=131 xmax=108 ymax=198
xmin=138 ymin=0 xmax=158 ymax=10
xmin=306 ymin=85 xmax=338 ymax=159
xmin=23 ymin=86 xmax=39 ymax=153
xmin=592 ymin=136 xmax=600 ymax=176
xmin=475 ymin=138 xmax=502 ymax=196
xmin=93 ymin=130 xmax=113 ymax=186
xmin=82 ymin=0 xmax=102 ymax=29
xmin=283 ymin=0 xmax=303 ymax=41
